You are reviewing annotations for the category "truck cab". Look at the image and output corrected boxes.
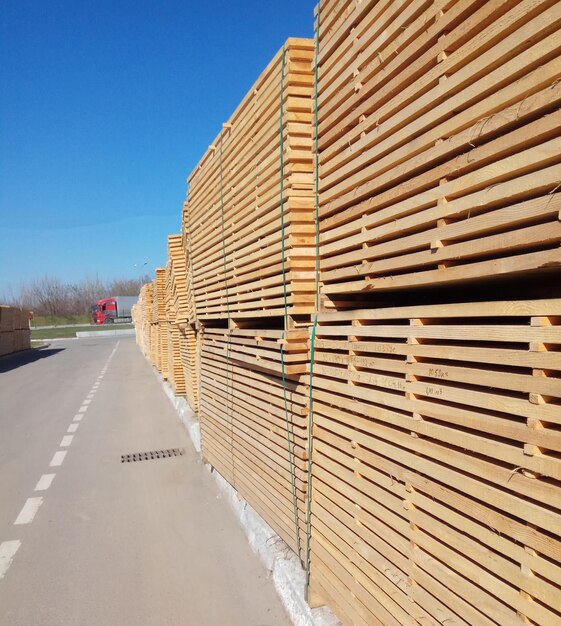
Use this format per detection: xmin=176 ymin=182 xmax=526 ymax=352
xmin=91 ymin=296 xmax=136 ymax=324
xmin=91 ymin=298 xmax=117 ymax=324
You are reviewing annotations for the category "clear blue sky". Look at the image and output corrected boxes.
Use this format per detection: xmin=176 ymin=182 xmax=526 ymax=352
xmin=0 ymin=0 xmax=315 ymax=293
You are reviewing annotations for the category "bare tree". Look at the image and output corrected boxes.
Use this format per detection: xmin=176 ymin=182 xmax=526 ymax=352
xmin=0 ymin=284 xmax=24 ymax=307
xmin=107 ymin=276 xmax=148 ymax=296
xmin=1 ymin=273 xmax=151 ymax=316
xmin=70 ymin=275 xmax=106 ymax=314
xmin=25 ymin=276 xmax=70 ymax=316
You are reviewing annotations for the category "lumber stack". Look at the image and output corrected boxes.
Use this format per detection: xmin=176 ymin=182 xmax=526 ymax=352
xmin=168 ymin=232 xmax=190 ymax=326
xmin=190 ymin=38 xmax=316 ymax=561
xmin=165 ymin=241 xmax=186 ymax=396
xmin=185 ymin=38 xmax=316 ymax=323
xmin=131 ymin=4 xmax=561 ymax=625
xmin=166 ymin=324 xmax=184 ymax=394
xmin=307 ymin=1 xmax=561 ymax=625
xmin=133 ymin=283 xmax=154 ymax=358
xmin=308 ymin=299 xmax=561 ymax=626
xmin=202 ymin=326 xmax=309 ymax=378
xmin=200 ymin=330 xmax=309 ymax=560
xmin=153 ymin=268 xmax=168 ymax=378
xmin=179 ymin=325 xmax=199 ymax=412
xmin=316 ymin=0 xmax=561 ymax=308
xmin=0 ymin=306 xmax=31 ymax=356
xmin=181 ymin=201 xmax=197 ymax=326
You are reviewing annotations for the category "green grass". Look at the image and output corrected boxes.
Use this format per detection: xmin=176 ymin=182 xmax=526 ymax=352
xmin=31 ymin=324 xmax=134 ymax=340
xmin=30 ymin=314 xmax=90 ymax=327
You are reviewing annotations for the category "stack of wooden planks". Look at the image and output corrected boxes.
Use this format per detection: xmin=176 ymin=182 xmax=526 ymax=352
xmin=165 ymin=237 xmax=186 ymax=396
xmin=202 ymin=326 xmax=309 ymax=379
xmin=316 ymin=0 xmax=561 ymax=308
xmin=133 ymin=283 xmax=153 ymax=358
xmin=0 ymin=306 xmax=31 ymax=357
xmin=179 ymin=324 xmax=199 ymax=412
xmin=181 ymin=201 xmax=197 ymax=327
xmin=200 ymin=330 xmax=310 ymax=560
xmin=185 ymin=38 xmax=316 ymax=323
xmin=306 ymin=1 xmax=561 ymax=624
xmin=153 ymin=268 xmax=168 ymax=378
xmin=131 ymin=3 xmax=561 ymax=624
xmin=307 ymin=298 xmax=561 ymax=626
xmin=190 ymin=37 xmax=316 ymax=562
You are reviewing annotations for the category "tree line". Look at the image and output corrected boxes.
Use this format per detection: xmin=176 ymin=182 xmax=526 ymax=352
xmin=1 ymin=274 xmax=151 ymax=316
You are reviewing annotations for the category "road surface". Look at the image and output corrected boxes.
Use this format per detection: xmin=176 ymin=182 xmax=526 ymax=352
xmin=0 ymin=336 xmax=291 ymax=625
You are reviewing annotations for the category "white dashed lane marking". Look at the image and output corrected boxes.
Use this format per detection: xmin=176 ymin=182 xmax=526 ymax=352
xmin=14 ymin=497 xmax=43 ymax=525
xmin=34 ymin=474 xmax=56 ymax=492
xmin=0 ymin=541 xmax=21 ymax=579
xmin=0 ymin=342 xmax=120 ymax=582
xmin=50 ymin=451 xmax=67 ymax=467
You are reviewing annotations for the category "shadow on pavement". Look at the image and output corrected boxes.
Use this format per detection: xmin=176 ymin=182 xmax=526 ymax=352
xmin=0 ymin=346 xmax=65 ymax=373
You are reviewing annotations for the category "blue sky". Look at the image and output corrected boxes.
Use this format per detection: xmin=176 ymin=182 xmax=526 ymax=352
xmin=0 ymin=0 xmax=316 ymax=293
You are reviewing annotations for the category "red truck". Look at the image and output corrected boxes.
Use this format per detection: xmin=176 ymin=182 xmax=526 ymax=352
xmin=90 ymin=296 xmax=137 ymax=325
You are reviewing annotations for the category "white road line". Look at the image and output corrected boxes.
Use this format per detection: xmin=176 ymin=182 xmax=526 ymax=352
xmin=14 ymin=497 xmax=43 ymax=525
xmin=86 ymin=394 xmax=94 ymax=399
xmin=50 ymin=451 xmax=67 ymax=467
xmin=67 ymin=423 xmax=79 ymax=433
xmin=0 ymin=541 xmax=21 ymax=579
xmin=78 ymin=405 xmax=88 ymax=413
xmin=73 ymin=414 xmax=83 ymax=422
xmin=82 ymin=399 xmax=91 ymax=405
xmin=60 ymin=435 xmax=74 ymax=447
xmin=34 ymin=474 xmax=56 ymax=492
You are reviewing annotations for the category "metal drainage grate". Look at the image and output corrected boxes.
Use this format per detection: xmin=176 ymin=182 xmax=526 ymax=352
xmin=121 ymin=448 xmax=185 ymax=463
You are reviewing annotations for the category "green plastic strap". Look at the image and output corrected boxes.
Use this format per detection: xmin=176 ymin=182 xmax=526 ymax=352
xmin=305 ymin=1 xmax=321 ymax=598
xmin=219 ymin=130 xmax=235 ymax=483
xmin=279 ymin=45 xmax=303 ymax=561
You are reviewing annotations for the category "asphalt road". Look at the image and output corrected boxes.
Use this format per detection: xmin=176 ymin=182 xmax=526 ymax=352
xmin=0 ymin=336 xmax=291 ymax=626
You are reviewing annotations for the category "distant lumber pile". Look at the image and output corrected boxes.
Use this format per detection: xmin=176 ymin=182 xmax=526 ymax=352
xmin=0 ymin=306 xmax=31 ymax=356
xmin=132 ymin=4 xmax=561 ymax=625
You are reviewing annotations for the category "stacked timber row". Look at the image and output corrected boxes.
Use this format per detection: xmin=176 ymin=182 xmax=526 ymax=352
xmin=185 ymin=38 xmax=316 ymax=323
xmin=179 ymin=325 xmax=199 ymax=412
xmin=134 ymin=233 xmax=200 ymax=409
xmin=308 ymin=299 xmax=561 ymax=626
xmin=153 ymin=268 xmax=167 ymax=377
xmin=133 ymin=282 xmax=154 ymax=359
xmin=181 ymin=201 xmax=197 ymax=327
xmin=0 ymin=306 xmax=31 ymax=357
xmin=133 ymin=284 xmax=148 ymax=356
xmin=165 ymin=236 xmax=186 ymax=396
xmin=178 ymin=210 xmax=200 ymax=411
xmin=190 ymin=37 xmax=316 ymax=562
xmin=316 ymin=0 xmax=561 ymax=309
xmin=200 ymin=333 xmax=309 ymax=558
xmin=132 ymin=3 xmax=561 ymax=624
xmin=307 ymin=1 xmax=561 ymax=625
